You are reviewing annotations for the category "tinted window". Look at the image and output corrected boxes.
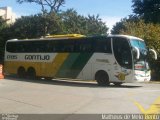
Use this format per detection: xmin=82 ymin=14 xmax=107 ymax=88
xmin=95 ymin=37 xmax=112 ymax=53
xmin=6 ymin=37 xmax=112 ymax=53
xmin=113 ymin=37 xmax=132 ymax=69
xmin=6 ymin=38 xmax=94 ymax=53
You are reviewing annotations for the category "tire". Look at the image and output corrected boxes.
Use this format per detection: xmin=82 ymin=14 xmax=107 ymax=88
xmin=45 ymin=77 xmax=53 ymax=80
xmin=95 ymin=71 xmax=110 ymax=86
xmin=27 ymin=67 xmax=36 ymax=79
xmin=17 ymin=67 xmax=26 ymax=78
xmin=113 ymin=82 xmax=123 ymax=86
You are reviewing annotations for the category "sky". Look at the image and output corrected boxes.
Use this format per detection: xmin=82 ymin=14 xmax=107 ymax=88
xmin=0 ymin=0 xmax=133 ymax=32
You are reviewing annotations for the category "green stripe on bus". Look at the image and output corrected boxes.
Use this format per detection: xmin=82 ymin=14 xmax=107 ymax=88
xmin=56 ymin=52 xmax=93 ymax=78
xmin=69 ymin=53 xmax=93 ymax=78
xmin=55 ymin=53 xmax=80 ymax=77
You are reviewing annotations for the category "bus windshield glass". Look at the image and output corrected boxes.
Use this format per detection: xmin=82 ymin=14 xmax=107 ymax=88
xmin=130 ymin=39 xmax=147 ymax=50
xmin=130 ymin=39 xmax=149 ymax=70
xmin=130 ymin=39 xmax=148 ymax=58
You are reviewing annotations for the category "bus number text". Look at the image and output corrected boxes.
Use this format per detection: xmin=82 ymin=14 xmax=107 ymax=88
xmin=7 ymin=55 xmax=17 ymax=60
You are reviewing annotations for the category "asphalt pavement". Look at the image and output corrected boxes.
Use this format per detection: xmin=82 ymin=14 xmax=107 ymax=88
xmin=0 ymin=77 xmax=160 ymax=119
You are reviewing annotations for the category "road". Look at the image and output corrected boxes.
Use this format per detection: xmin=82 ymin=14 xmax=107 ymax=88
xmin=0 ymin=77 xmax=160 ymax=119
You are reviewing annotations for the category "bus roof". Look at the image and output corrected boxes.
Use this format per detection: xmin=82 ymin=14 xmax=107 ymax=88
xmin=108 ymin=34 xmax=144 ymax=41
xmin=7 ymin=34 xmax=144 ymax=42
xmin=7 ymin=34 xmax=86 ymax=42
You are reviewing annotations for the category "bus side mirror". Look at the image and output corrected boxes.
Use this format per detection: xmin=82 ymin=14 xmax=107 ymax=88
xmin=149 ymin=49 xmax=157 ymax=60
xmin=133 ymin=46 xmax=140 ymax=60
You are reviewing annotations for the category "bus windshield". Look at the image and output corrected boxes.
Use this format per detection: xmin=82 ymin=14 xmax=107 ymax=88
xmin=130 ymin=39 xmax=148 ymax=58
xmin=130 ymin=39 xmax=149 ymax=70
xmin=130 ymin=39 xmax=147 ymax=50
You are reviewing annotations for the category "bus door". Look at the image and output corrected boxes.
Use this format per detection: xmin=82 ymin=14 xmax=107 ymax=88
xmin=112 ymin=37 xmax=134 ymax=82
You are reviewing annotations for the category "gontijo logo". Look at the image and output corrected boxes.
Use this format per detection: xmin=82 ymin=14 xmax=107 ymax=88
xmin=25 ymin=55 xmax=50 ymax=60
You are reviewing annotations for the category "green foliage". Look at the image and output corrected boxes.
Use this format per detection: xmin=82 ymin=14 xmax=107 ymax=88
xmin=9 ymin=13 xmax=63 ymax=39
xmin=86 ymin=14 xmax=108 ymax=35
xmin=111 ymin=19 xmax=126 ymax=34
xmin=15 ymin=1 xmax=108 ymax=36
xmin=132 ymin=0 xmax=160 ymax=23
xmin=0 ymin=17 xmax=9 ymax=63
xmin=111 ymin=15 xmax=140 ymax=34
xmin=0 ymin=17 xmax=8 ymax=31
xmin=61 ymin=9 xmax=108 ymax=35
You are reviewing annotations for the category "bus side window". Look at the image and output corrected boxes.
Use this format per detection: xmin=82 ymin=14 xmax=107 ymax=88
xmin=75 ymin=40 xmax=83 ymax=52
xmin=81 ymin=39 xmax=93 ymax=52
xmin=95 ymin=37 xmax=111 ymax=53
xmin=50 ymin=41 xmax=56 ymax=52
xmin=7 ymin=42 xmax=16 ymax=53
xmin=63 ymin=40 xmax=74 ymax=52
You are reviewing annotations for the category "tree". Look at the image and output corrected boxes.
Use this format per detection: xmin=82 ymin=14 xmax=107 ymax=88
xmin=132 ymin=0 xmax=160 ymax=23
xmin=16 ymin=1 xmax=108 ymax=36
xmin=86 ymin=14 xmax=108 ymax=35
xmin=61 ymin=9 xmax=108 ymax=35
xmin=17 ymin=0 xmax=65 ymax=35
xmin=111 ymin=15 xmax=140 ymax=34
xmin=9 ymin=13 xmax=63 ymax=39
xmin=0 ymin=17 xmax=8 ymax=31
xmin=8 ymin=9 xmax=108 ymax=39
xmin=17 ymin=0 xmax=65 ymax=14
xmin=0 ymin=17 xmax=9 ymax=63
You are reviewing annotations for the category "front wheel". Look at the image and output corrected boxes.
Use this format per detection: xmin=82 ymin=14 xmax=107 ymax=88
xmin=95 ymin=71 xmax=110 ymax=86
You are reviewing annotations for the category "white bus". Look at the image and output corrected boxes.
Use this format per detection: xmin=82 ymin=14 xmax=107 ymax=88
xmin=4 ymin=34 xmax=157 ymax=86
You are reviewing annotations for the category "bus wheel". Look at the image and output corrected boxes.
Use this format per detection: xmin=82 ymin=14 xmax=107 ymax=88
xmin=45 ymin=77 xmax=53 ymax=80
xmin=95 ymin=71 xmax=110 ymax=86
xmin=113 ymin=82 xmax=123 ymax=86
xmin=27 ymin=67 xmax=36 ymax=79
xmin=17 ymin=67 xmax=26 ymax=78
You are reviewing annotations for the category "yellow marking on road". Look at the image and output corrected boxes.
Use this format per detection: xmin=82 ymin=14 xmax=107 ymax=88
xmin=134 ymin=97 xmax=160 ymax=114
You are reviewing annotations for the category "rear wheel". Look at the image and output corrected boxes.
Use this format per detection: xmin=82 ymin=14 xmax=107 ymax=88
xmin=17 ymin=67 xmax=26 ymax=78
xmin=27 ymin=67 xmax=36 ymax=79
xmin=95 ymin=71 xmax=110 ymax=86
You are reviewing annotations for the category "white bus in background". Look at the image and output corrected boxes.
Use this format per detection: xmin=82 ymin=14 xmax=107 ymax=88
xmin=4 ymin=34 xmax=157 ymax=86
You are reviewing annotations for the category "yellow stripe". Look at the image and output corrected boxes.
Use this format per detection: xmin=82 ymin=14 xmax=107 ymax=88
xmin=49 ymin=53 xmax=69 ymax=76
xmin=45 ymin=34 xmax=85 ymax=38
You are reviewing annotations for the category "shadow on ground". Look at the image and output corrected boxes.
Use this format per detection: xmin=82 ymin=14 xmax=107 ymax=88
xmin=4 ymin=76 xmax=143 ymax=89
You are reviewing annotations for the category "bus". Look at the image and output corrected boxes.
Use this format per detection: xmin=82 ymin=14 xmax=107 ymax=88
xmin=4 ymin=34 xmax=157 ymax=86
